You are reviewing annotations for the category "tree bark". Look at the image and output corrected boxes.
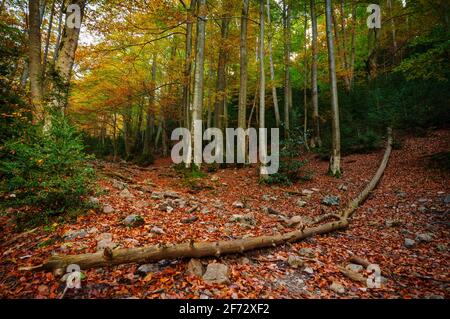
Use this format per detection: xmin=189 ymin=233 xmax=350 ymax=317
xmin=266 ymin=0 xmax=280 ymax=127
xmin=28 ymin=0 xmax=44 ymax=122
xmin=259 ymin=0 xmax=268 ymax=179
xmin=282 ymin=0 xmax=292 ymax=136
xmin=310 ymin=0 xmax=321 ymax=148
xmin=42 ymin=0 xmax=56 ymax=80
xmin=325 ymin=0 xmax=341 ymax=177
xmin=190 ymin=0 xmax=206 ymax=168
xmin=182 ymin=0 xmax=196 ymax=130
xmin=237 ymin=0 xmax=249 ymax=163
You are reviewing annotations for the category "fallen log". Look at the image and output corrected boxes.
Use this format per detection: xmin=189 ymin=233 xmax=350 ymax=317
xmin=20 ymin=129 xmax=392 ymax=273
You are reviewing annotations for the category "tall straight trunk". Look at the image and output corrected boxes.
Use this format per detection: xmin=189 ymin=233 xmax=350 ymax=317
xmin=325 ymin=0 xmax=341 ymax=176
xmin=123 ymin=108 xmax=132 ymax=159
xmin=339 ymin=0 xmax=351 ymax=91
xmin=266 ymin=0 xmax=280 ymax=127
xmin=190 ymin=0 xmax=206 ymax=168
xmin=303 ymin=3 xmax=309 ymax=147
xmin=28 ymin=0 xmax=44 ymax=122
xmin=310 ymin=0 xmax=321 ymax=148
xmin=259 ymin=0 xmax=268 ymax=179
xmin=42 ymin=0 xmax=56 ymax=80
xmin=237 ymin=0 xmax=249 ymax=162
xmin=182 ymin=0 xmax=196 ymax=130
xmin=283 ymin=0 xmax=292 ymax=135
xmin=143 ymin=55 xmax=157 ymax=157
xmin=387 ymin=0 xmax=398 ymax=62
xmin=53 ymin=0 xmax=86 ymax=110
xmin=214 ymin=14 xmax=230 ymax=131
xmin=349 ymin=0 xmax=356 ymax=88
xmin=52 ymin=0 xmax=65 ymax=65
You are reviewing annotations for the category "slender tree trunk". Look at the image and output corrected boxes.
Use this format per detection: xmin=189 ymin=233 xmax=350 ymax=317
xmin=53 ymin=0 xmax=86 ymax=111
xmin=42 ymin=0 xmax=56 ymax=80
xmin=214 ymin=12 xmax=230 ymax=131
xmin=190 ymin=0 xmax=206 ymax=168
xmin=28 ymin=0 xmax=44 ymax=122
xmin=259 ymin=0 xmax=268 ymax=179
xmin=303 ymin=4 xmax=309 ymax=148
xmin=266 ymin=0 xmax=280 ymax=127
xmin=349 ymin=0 xmax=356 ymax=88
xmin=237 ymin=0 xmax=249 ymax=163
xmin=283 ymin=0 xmax=292 ymax=136
xmin=387 ymin=0 xmax=398 ymax=63
xmin=310 ymin=0 xmax=321 ymax=148
xmin=143 ymin=55 xmax=157 ymax=157
xmin=182 ymin=0 xmax=196 ymax=130
xmin=52 ymin=0 xmax=65 ymax=65
xmin=325 ymin=0 xmax=341 ymax=176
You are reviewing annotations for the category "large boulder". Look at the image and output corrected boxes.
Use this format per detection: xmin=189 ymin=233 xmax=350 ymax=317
xmin=123 ymin=215 xmax=144 ymax=227
xmin=202 ymin=263 xmax=230 ymax=285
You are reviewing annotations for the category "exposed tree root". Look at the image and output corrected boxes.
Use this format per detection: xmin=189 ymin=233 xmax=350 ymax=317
xmin=20 ymin=129 xmax=392 ymax=273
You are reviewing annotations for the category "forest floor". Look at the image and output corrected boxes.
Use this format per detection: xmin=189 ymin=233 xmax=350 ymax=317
xmin=1 ymin=130 xmax=449 ymax=299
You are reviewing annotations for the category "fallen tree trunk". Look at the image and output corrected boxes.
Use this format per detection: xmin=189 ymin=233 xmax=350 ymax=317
xmin=21 ymin=129 xmax=392 ymax=272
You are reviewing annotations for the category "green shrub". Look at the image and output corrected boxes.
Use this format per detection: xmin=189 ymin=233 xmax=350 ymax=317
xmin=263 ymin=128 xmax=310 ymax=185
xmin=0 ymin=113 xmax=95 ymax=226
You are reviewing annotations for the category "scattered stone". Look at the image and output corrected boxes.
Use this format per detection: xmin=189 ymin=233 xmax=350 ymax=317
xmin=88 ymin=197 xmax=100 ymax=206
xmin=150 ymin=226 xmax=165 ymax=235
xmin=123 ymin=215 xmax=144 ymax=227
xmin=443 ymin=195 xmax=450 ymax=204
xmin=437 ymin=244 xmax=447 ymax=252
xmin=311 ymin=188 xmax=320 ymax=192
xmin=200 ymin=207 xmax=210 ymax=214
xmin=385 ymin=219 xmax=402 ymax=228
xmin=96 ymin=233 xmax=116 ymax=251
xmin=346 ymin=263 xmax=364 ymax=273
xmin=424 ymin=295 xmax=444 ymax=299
xmin=330 ymin=282 xmax=346 ymax=294
xmin=338 ymin=184 xmax=348 ymax=191
xmin=416 ymin=233 xmax=434 ymax=243
xmin=211 ymin=176 xmax=219 ymax=182
xmin=207 ymin=227 xmax=217 ymax=233
xmin=151 ymin=192 xmax=164 ymax=200
xmin=103 ymin=205 xmax=114 ymax=214
xmin=163 ymin=191 xmax=180 ymax=199
xmin=119 ymin=188 xmax=134 ymax=199
xmin=240 ymin=257 xmax=251 ymax=265
xmin=396 ymin=190 xmax=406 ymax=198
xmin=233 ymin=201 xmax=245 ymax=208
xmin=321 ymin=195 xmax=340 ymax=206
xmin=212 ymin=200 xmax=224 ymax=209
xmin=229 ymin=214 xmax=256 ymax=226
xmin=112 ymin=179 xmax=127 ymax=190
xmin=302 ymin=189 xmax=314 ymax=196
xmin=303 ymin=267 xmax=314 ymax=274
xmin=181 ymin=216 xmax=199 ymax=224
xmin=137 ymin=264 xmax=160 ymax=275
xmin=63 ymin=229 xmax=87 ymax=241
xmin=418 ymin=198 xmax=428 ymax=203
xmin=404 ymin=238 xmax=416 ymax=248
xmin=186 ymin=259 xmax=204 ymax=277
xmin=418 ymin=206 xmax=428 ymax=213
xmin=287 ymin=255 xmax=304 ymax=268
xmin=298 ymin=247 xmax=315 ymax=258
xmin=202 ymin=263 xmax=230 ymax=285
xmin=296 ymin=199 xmax=307 ymax=208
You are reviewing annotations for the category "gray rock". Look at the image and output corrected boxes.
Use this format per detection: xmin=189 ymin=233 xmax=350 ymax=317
xmin=298 ymin=247 xmax=315 ymax=258
xmin=151 ymin=192 xmax=164 ymax=200
xmin=181 ymin=216 xmax=199 ymax=224
xmin=287 ymin=255 xmax=304 ymax=268
xmin=302 ymin=189 xmax=314 ymax=196
xmin=123 ymin=214 xmax=144 ymax=227
xmin=186 ymin=259 xmax=204 ymax=277
xmin=229 ymin=214 xmax=256 ymax=226
xmin=321 ymin=196 xmax=340 ymax=206
xmin=202 ymin=263 xmax=230 ymax=285
xmin=96 ymin=237 xmax=116 ymax=251
xmin=330 ymin=282 xmax=346 ymax=294
xmin=416 ymin=233 xmax=434 ymax=243
xmin=63 ymin=229 xmax=87 ymax=241
xmin=303 ymin=267 xmax=314 ymax=274
xmin=103 ymin=205 xmax=114 ymax=214
xmin=163 ymin=191 xmax=181 ymax=199
xmin=437 ymin=244 xmax=447 ymax=252
xmin=89 ymin=197 xmax=100 ymax=206
xmin=404 ymin=238 xmax=416 ymax=248
xmin=296 ymin=199 xmax=307 ymax=207
xmin=233 ymin=201 xmax=245 ymax=208
xmin=119 ymin=188 xmax=134 ymax=199
xmin=112 ymin=179 xmax=127 ymax=190
xmin=385 ymin=219 xmax=402 ymax=228
xmin=418 ymin=198 xmax=428 ymax=203
xmin=346 ymin=263 xmax=364 ymax=273
xmin=150 ymin=226 xmax=165 ymax=235
xmin=443 ymin=195 xmax=450 ymax=204
xmin=338 ymin=184 xmax=348 ymax=191
xmin=137 ymin=263 xmax=160 ymax=275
